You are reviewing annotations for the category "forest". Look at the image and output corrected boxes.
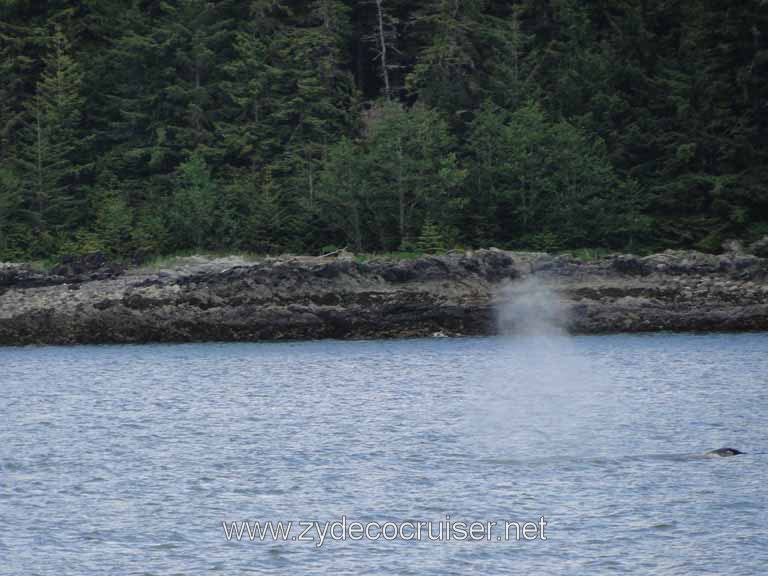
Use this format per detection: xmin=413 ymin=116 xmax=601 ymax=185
xmin=1 ymin=0 xmax=767 ymax=260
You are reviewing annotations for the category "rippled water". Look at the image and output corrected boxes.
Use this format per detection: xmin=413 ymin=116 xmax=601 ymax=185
xmin=1 ymin=333 xmax=767 ymax=574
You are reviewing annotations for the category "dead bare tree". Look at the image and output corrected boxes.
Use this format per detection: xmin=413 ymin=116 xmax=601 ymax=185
xmin=363 ymin=0 xmax=400 ymax=101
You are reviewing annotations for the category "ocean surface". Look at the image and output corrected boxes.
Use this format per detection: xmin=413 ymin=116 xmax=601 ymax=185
xmin=1 ymin=333 xmax=767 ymax=575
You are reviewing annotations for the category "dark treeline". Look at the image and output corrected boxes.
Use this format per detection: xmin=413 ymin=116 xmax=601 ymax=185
xmin=1 ymin=0 xmax=767 ymax=260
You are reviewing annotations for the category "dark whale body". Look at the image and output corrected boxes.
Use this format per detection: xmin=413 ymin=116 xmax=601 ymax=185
xmin=705 ymin=447 xmax=744 ymax=457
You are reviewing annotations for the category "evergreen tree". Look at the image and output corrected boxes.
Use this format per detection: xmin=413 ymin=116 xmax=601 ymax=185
xmin=168 ymin=152 xmax=217 ymax=250
xmin=407 ymin=0 xmax=534 ymax=116
xmin=0 ymin=167 xmax=28 ymax=259
xmin=271 ymin=0 xmax=356 ymax=205
xmin=158 ymin=0 xmax=235 ymax=163
xmin=363 ymin=100 xmax=465 ymax=249
xmin=317 ymin=137 xmax=369 ymax=251
xmin=407 ymin=0 xmax=485 ymax=113
xmin=85 ymin=2 xmax=166 ymax=186
xmin=244 ymin=166 xmax=295 ymax=252
xmin=0 ymin=19 xmax=40 ymax=171
xmin=218 ymin=1 xmax=285 ymax=171
xmin=15 ymin=24 xmax=84 ymax=245
xmin=131 ymin=202 xmax=169 ymax=257
xmin=468 ymin=101 xmax=628 ymax=247
xmin=417 ymin=218 xmax=445 ymax=253
xmin=92 ymin=185 xmax=134 ymax=257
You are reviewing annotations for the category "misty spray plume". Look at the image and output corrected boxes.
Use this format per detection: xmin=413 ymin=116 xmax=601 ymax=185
xmin=495 ymin=277 xmax=570 ymax=338
xmin=465 ymin=276 xmax=608 ymax=459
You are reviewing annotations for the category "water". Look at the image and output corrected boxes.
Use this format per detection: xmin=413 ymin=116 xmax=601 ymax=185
xmin=1 ymin=333 xmax=767 ymax=574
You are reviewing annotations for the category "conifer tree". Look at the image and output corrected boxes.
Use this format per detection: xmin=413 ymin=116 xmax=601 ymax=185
xmin=243 ymin=166 xmax=294 ymax=252
xmin=15 ymin=24 xmax=84 ymax=241
xmin=468 ymin=101 xmax=626 ymax=247
xmin=168 ymin=152 xmax=217 ymax=250
xmin=0 ymin=167 xmax=27 ymax=258
xmin=85 ymin=3 xmax=166 ymax=185
xmin=157 ymin=0 xmax=235 ymax=163
xmin=219 ymin=1 xmax=285 ymax=171
xmin=0 ymin=19 xmax=39 ymax=170
xmin=407 ymin=0 xmax=485 ymax=113
xmin=417 ymin=218 xmax=445 ymax=253
xmin=362 ymin=101 xmax=465 ymax=249
xmin=317 ymin=137 xmax=369 ymax=251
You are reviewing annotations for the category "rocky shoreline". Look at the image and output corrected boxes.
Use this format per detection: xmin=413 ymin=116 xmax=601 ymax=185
xmin=1 ymin=249 xmax=767 ymax=346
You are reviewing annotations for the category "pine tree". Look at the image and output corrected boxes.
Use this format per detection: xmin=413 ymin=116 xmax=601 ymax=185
xmin=406 ymin=0 xmax=532 ymax=116
xmin=15 ymin=24 xmax=84 ymax=242
xmin=85 ymin=2 xmax=166 ymax=186
xmin=0 ymin=167 xmax=28 ymax=259
xmin=273 ymin=0 xmax=356 ymax=205
xmin=168 ymin=152 xmax=217 ymax=250
xmin=157 ymin=0 xmax=235 ymax=163
xmin=363 ymin=100 xmax=465 ymax=249
xmin=407 ymin=0 xmax=485 ymax=113
xmin=218 ymin=1 xmax=284 ymax=171
xmin=0 ymin=19 xmax=39 ymax=171
xmin=317 ymin=137 xmax=369 ymax=252
xmin=92 ymin=183 xmax=134 ymax=257
xmin=468 ymin=101 xmax=626 ymax=247
xmin=417 ymin=218 xmax=445 ymax=253
xmin=243 ymin=166 xmax=294 ymax=252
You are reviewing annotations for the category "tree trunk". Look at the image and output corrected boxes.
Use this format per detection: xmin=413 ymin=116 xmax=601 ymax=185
xmin=375 ymin=0 xmax=391 ymax=100
xmin=35 ymin=108 xmax=45 ymax=215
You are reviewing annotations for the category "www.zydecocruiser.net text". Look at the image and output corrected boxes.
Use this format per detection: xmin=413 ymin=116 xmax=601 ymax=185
xmin=222 ymin=516 xmax=547 ymax=547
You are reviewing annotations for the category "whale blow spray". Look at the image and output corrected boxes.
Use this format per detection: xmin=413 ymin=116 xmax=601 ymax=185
xmin=466 ymin=276 xmax=608 ymax=458
xmin=495 ymin=276 xmax=570 ymax=338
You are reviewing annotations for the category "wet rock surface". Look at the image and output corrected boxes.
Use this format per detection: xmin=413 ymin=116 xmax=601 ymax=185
xmin=1 ymin=249 xmax=767 ymax=345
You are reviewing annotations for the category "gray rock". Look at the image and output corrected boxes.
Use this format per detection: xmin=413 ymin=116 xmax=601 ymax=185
xmin=1 ymin=249 xmax=767 ymax=345
xmin=610 ymin=255 xmax=649 ymax=276
xmin=747 ymin=236 xmax=768 ymax=258
xmin=722 ymin=239 xmax=743 ymax=253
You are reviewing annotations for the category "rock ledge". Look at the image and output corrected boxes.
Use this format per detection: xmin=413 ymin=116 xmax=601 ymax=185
xmin=1 ymin=249 xmax=766 ymax=345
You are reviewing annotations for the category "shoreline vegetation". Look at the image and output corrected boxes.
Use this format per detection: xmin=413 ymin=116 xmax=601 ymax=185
xmin=1 ymin=3 xmax=767 ymax=263
xmin=1 ymin=248 xmax=767 ymax=346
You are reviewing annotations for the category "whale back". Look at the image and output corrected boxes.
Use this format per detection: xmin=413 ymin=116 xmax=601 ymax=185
xmin=705 ymin=447 xmax=743 ymax=457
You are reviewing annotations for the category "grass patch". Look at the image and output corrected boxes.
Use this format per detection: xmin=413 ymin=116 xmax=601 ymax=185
xmin=130 ymin=250 xmax=264 ymax=273
xmin=25 ymin=258 xmax=59 ymax=272
xmin=561 ymin=247 xmax=615 ymax=261
xmin=354 ymin=251 xmax=426 ymax=263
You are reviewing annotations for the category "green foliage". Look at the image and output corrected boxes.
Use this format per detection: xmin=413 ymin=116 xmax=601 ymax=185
xmin=0 ymin=167 xmax=28 ymax=259
xmin=522 ymin=231 xmax=562 ymax=253
xmin=15 ymin=24 xmax=84 ymax=237
xmin=93 ymin=189 xmax=133 ymax=256
xmin=56 ymin=229 xmax=104 ymax=257
xmin=168 ymin=152 xmax=217 ymax=250
xmin=243 ymin=167 xmax=294 ymax=252
xmin=0 ymin=1 xmax=766 ymax=260
xmin=566 ymin=247 xmax=613 ymax=262
xmin=468 ymin=101 xmax=630 ymax=247
xmin=363 ymin=101 xmax=466 ymax=249
xmin=417 ymin=219 xmax=445 ymax=254
xmin=317 ymin=137 xmax=369 ymax=251
xmin=407 ymin=0 xmax=485 ymax=112
xmin=319 ymin=101 xmax=465 ymax=251
xmin=131 ymin=205 xmax=169 ymax=257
